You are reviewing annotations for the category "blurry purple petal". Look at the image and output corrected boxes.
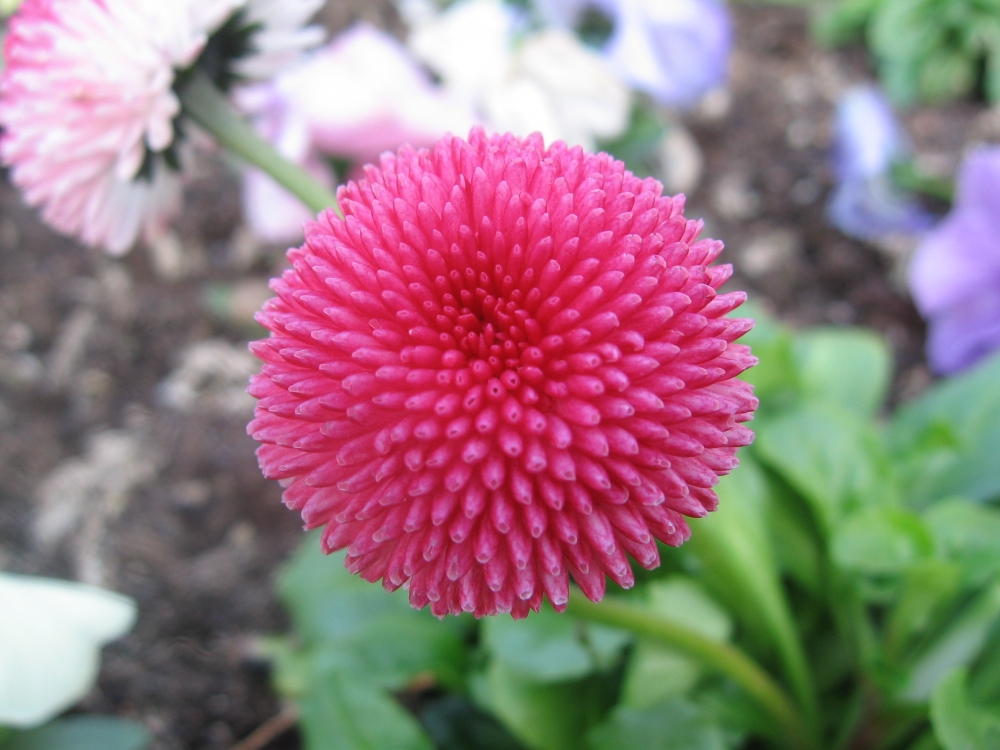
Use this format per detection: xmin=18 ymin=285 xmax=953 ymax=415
xmin=827 ymin=86 xmax=935 ymax=241
xmin=603 ymin=0 xmax=731 ymax=108
xmin=832 ymin=86 xmax=909 ymax=182
xmin=534 ymin=0 xmax=731 ymax=108
xmin=827 ymin=176 xmax=936 ymax=241
xmin=909 ymin=146 xmax=1000 ymax=373
xmin=926 ymin=290 xmax=1000 ymax=374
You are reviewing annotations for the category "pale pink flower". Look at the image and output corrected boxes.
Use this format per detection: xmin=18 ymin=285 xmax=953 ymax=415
xmin=238 ymin=23 xmax=476 ymax=242
xmin=0 ymin=0 xmax=323 ymax=254
xmin=248 ymin=130 xmax=758 ymax=618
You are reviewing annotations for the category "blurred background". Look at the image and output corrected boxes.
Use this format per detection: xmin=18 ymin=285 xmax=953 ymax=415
xmin=0 ymin=0 xmax=995 ymax=748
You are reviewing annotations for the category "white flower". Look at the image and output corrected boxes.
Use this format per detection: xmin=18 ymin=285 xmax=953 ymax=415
xmin=0 ymin=573 xmax=136 ymax=728
xmin=233 ymin=0 xmax=326 ymax=80
xmin=484 ymin=30 xmax=630 ymax=150
xmin=407 ymin=0 xmax=630 ymax=148
xmin=408 ymin=0 xmax=514 ymax=104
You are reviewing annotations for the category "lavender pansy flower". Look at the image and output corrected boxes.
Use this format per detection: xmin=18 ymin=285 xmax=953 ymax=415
xmin=827 ymin=86 xmax=935 ymax=241
xmin=535 ymin=0 xmax=732 ymax=109
xmin=909 ymin=147 xmax=1000 ymax=374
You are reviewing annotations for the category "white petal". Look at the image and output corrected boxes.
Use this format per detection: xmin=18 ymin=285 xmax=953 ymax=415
xmin=0 ymin=573 xmax=136 ymax=728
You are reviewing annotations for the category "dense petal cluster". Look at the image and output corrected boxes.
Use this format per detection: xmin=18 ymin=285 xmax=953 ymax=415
xmin=909 ymin=147 xmax=1000 ymax=373
xmin=248 ymin=129 xmax=757 ymax=618
xmin=0 ymin=0 xmax=322 ymax=254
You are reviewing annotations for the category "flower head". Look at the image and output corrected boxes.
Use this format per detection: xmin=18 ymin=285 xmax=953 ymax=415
xmin=909 ymin=147 xmax=1000 ymax=374
xmin=826 ymin=86 xmax=935 ymax=241
xmin=248 ymin=129 xmax=757 ymax=618
xmin=0 ymin=0 xmax=322 ymax=254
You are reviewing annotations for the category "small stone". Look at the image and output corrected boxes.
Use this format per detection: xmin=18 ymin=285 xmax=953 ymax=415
xmin=657 ymin=124 xmax=704 ymax=196
xmin=712 ymin=171 xmax=761 ymax=221
xmin=1 ymin=320 xmax=33 ymax=352
xmin=170 ymin=480 xmax=213 ymax=509
xmin=740 ymin=228 xmax=802 ymax=278
xmin=790 ymin=177 xmax=823 ymax=206
xmin=695 ymin=87 xmax=731 ymax=121
xmin=786 ymin=118 xmax=816 ymax=150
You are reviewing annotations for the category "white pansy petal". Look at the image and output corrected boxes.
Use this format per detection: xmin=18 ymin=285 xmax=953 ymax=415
xmin=0 ymin=573 xmax=137 ymax=728
xmin=409 ymin=0 xmax=513 ymax=101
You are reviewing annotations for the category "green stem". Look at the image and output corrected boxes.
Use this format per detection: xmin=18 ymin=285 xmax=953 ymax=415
xmin=890 ymin=160 xmax=954 ymax=203
xmin=178 ymin=72 xmax=341 ymax=216
xmin=566 ymin=592 xmax=821 ymax=750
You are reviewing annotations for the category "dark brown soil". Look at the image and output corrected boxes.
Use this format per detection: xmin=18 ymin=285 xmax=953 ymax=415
xmin=0 ymin=4 xmax=983 ymax=749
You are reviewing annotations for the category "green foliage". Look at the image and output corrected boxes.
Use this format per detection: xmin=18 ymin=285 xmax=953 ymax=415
xmin=1 ymin=717 xmax=150 ymax=750
xmin=931 ymin=669 xmax=1000 ymax=749
xmin=889 ymin=353 xmax=1000 ymax=506
xmin=816 ymin=0 xmax=1000 ymax=105
xmin=588 ymin=699 xmax=735 ymax=750
xmin=267 ymin=308 xmax=1000 ymax=750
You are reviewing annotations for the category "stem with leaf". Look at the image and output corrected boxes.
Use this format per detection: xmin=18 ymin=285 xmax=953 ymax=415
xmin=567 ymin=591 xmax=822 ymax=750
xmin=178 ymin=72 xmax=341 ymax=217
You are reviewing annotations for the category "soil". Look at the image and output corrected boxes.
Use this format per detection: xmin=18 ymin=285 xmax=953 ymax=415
xmin=0 ymin=3 xmax=987 ymax=750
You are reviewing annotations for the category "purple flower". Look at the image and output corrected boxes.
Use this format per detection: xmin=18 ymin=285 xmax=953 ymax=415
xmin=536 ymin=0 xmax=732 ymax=109
xmin=826 ymin=86 xmax=935 ymax=241
xmin=909 ymin=147 xmax=1000 ymax=374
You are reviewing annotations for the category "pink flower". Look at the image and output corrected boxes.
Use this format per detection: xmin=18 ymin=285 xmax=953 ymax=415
xmin=0 ymin=0 xmax=323 ymax=254
xmin=238 ymin=24 xmax=476 ymax=243
xmin=248 ymin=129 xmax=757 ymax=618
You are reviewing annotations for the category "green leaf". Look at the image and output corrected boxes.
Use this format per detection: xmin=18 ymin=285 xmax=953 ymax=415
xmin=890 ymin=350 xmax=1000 ymax=506
xmin=754 ymin=403 xmax=895 ymax=531
xmin=685 ymin=458 xmax=818 ymax=726
xmin=886 ymin=559 xmax=964 ymax=663
xmin=0 ymin=573 xmax=137 ymax=728
xmin=831 ymin=507 xmax=934 ymax=577
xmin=620 ymin=578 xmax=732 ymax=709
xmin=931 ymin=669 xmax=1000 ymax=750
xmin=478 ymin=661 xmax=605 ymax=750
xmin=813 ymin=0 xmax=882 ymax=46
xmin=793 ymin=328 xmax=891 ymax=417
xmin=967 ymin=626 xmax=1000 ymax=704
xmin=900 ymin=583 xmax=1000 ymax=702
xmin=298 ymin=668 xmax=434 ymax=750
xmin=4 ymin=717 xmax=150 ymax=750
xmin=481 ymin=606 xmax=628 ymax=683
xmin=419 ymin=695 xmax=530 ymax=750
xmin=278 ymin=537 xmax=468 ymax=690
xmin=767 ymin=483 xmax=824 ymax=595
xmin=733 ymin=304 xmax=800 ymax=413
xmin=987 ymin=43 xmax=1000 ymax=104
xmin=925 ymin=499 xmax=1000 ymax=587
xmin=587 ymin=699 xmax=733 ymax=750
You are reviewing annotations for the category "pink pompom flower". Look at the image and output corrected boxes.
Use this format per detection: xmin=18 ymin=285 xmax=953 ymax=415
xmin=248 ymin=129 xmax=757 ymax=618
xmin=0 ymin=0 xmax=323 ymax=254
